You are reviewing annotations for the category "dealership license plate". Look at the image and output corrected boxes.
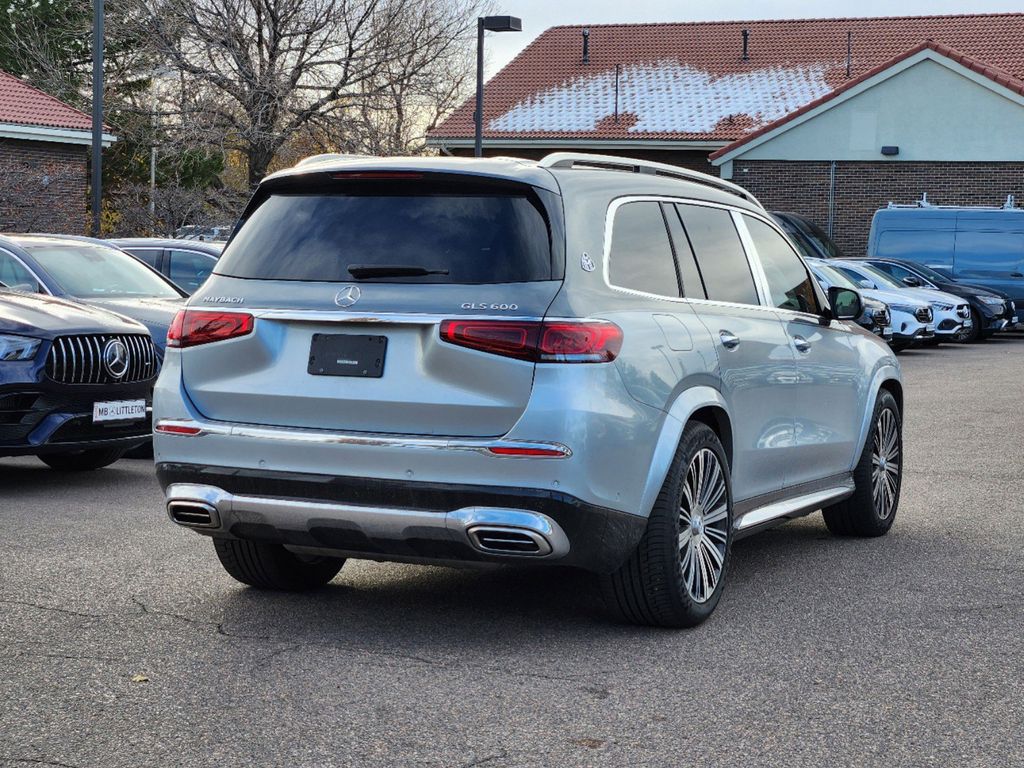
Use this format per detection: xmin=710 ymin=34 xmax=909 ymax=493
xmin=93 ymin=399 xmax=147 ymax=423
xmin=307 ymin=334 xmax=387 ymax=378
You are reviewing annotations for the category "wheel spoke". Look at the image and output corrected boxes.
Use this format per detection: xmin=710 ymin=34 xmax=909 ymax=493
xmin=703 ymin=503 xmax=728 ymax=526
xmin=702 ymin=537 xmax=724 ymax=570
xmin=705 ymin=525 xmax=728 ymax=545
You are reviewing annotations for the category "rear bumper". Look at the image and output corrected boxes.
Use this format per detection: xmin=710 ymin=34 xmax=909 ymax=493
xmin=157 ymin=463 xmax=646 ymax=573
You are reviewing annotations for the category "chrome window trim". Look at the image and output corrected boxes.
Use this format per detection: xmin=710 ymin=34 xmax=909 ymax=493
xmin=0 ymin=246 xmax=51 ymax=295
xmin=601 ymin=195 xmax=775 ymax=314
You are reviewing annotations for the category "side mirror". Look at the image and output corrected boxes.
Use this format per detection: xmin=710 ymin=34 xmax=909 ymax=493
xmin=902 ymin=276 xmax=922 ymax=287
xmin=828 ymin=286 xmax=862 ymax=321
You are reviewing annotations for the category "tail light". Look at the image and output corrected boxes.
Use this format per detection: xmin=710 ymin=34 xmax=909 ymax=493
xmin=167 ymin=310 xmax=254 ymax=348
xmin=440 ymin=319 xmax=622 ymax=363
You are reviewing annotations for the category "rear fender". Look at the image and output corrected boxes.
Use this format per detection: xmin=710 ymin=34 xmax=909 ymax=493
xmin=637 ymin=386 xmax=730 ymax=519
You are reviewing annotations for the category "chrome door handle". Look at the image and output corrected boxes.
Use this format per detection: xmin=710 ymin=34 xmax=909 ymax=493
xmin=793 ymin=335 xmax=811 ymax=353
xmin=719 ymin=330 xmax=740 ymax=349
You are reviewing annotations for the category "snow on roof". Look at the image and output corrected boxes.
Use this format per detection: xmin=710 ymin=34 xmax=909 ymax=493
xmin=488 ymin=61 xmax=834 ymax=136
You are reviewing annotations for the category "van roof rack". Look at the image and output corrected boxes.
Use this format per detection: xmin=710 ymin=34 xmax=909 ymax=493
xmin=538 ymin=152 xmax=763 ymax=209
xmin=886 ymin=192 xmax=1021 ymax=211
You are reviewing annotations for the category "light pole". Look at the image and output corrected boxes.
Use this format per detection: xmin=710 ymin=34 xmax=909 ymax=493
xmin=474 ymin=16 xmax=521 ymax=158
xmin=149 ymin=67 xmax=173 ymax=233
xmin=90 ymin=0 xmax=103 ymax=235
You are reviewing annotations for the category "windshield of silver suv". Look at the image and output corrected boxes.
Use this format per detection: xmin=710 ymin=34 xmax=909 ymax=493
xmin=24 ymin=243 xmax=181 ymax=299
xmin=216 ymin=177 xmax=560 ymax=284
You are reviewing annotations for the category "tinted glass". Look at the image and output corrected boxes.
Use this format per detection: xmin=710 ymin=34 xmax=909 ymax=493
xmin=0 ymin=252 xmax=40 ymax=292
xmin=810 ymin=262 xmax=858 ymax=290
xmin=664 ymin=204 xmax=706 ymax=299
xmin=23 ymin=243 xmax=181 ymax=299
xmin=677 ymin=204 xmax=759 ymax=305
xmin=876 ymin=230 xmax=955 ymax=262
xmin=792 ymin=215 xmax=843 ymax=258
xmin=217 ymin=191 xmax=553 ymax=283
xmin=124 ymin=248 xmax=161 ymax=267
xmin=871 ymin=261 xmax=932 ymax=287
xmin=169 ymin=249 xmax=217 ymax=293
xmin=608 ymin=202 xmax=680 ymax=297
xmin=954 ymin=231 xmax=1024 ymax=271
xmin=745 ymin=217 xmax=819 ymax=313
xmin=772 ymin=215 xmax=818 ymax=261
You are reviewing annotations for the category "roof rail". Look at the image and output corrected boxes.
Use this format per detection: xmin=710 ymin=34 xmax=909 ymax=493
xmin=538 ymin=152 xmax=763 ymax=208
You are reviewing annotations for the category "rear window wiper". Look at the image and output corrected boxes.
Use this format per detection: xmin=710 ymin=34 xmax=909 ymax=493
xmin=347 ymin=264 xmax=450 ymax=279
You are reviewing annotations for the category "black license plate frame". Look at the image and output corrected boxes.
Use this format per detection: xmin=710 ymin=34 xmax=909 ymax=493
xmin=307 ymin=333 xmax=387 ymax=378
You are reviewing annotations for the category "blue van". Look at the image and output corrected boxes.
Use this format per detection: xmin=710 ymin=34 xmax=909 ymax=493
xmin=867 ymin=202 xmax=1024 ymax=322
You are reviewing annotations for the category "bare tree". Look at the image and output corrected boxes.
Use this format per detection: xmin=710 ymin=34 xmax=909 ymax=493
xmin=144 ymin=0 xmax=484 ymax=186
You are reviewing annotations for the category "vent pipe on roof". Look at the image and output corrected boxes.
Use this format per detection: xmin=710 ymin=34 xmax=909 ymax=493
xmin=741 ymin=29 xmax=750 ymax=61
xmin=614 ymin=64 xmax=620 ymax=123
xmin=846 ymin=31 xmax=852 ymax=78
xmin=582 ymin=28 xmax=590 ymax=65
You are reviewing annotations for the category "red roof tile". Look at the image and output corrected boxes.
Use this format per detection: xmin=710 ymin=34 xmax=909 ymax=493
xmin=430 ymin=13 xmax=1024 ymax=143
xmin=709 ymin=40 xmax=1024 ymax=161
xmin=0 ymin=70 xmax=94 ymax=132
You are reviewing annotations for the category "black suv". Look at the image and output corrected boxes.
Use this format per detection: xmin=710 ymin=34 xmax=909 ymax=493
xmin=0 ymin=288 xmax=159 ymax=470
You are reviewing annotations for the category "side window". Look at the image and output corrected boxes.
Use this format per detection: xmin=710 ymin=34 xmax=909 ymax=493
xmin=125 ymin=248 xmax=161 ymax=268
xmin=874 ymin=262 xmax=922 ymax=285
xmin=663 ymin=204 xmax=707 ymax=299
xmin=676 ymin=204 xmax=759 ymax=305
xmin=169 ymin=250 xmax=216 ymax=293
xmin=744 ymin=217 xmax=820 ymax=314
xmin=834 ymin=265 xmax=876 ymax=288
xmin=608 ymin=202 xmax=680 ymax=298
xmin=0 ymin=251 xmax=40 ymax=292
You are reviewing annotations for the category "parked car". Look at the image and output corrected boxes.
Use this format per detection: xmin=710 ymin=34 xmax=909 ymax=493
xmin=110 ymin=238 xmax=223 ymax=295
xmin=867 ymin=201 xmax=1024 ymax=324
xmin=172 ymin=225 xmax=233 ymax=242
xmin=0 ymin=235 xmax=185 ymax=354
xmin=830 ymin=259 xmax=971 ymax=344
xmin=805 ymin=258 xmax=932 ymax=351
xmin=770 ymin=211 xmax=845 ymax=260
xmin=858 ymin=257 xmax=1016 ymax=342
xmin=154 ymin=153 xmax=903 ymax=628
xmin=0 ymin=287 xmax=158 ymax=469
xmin=802 ymin=258 xmax=892 ymax=341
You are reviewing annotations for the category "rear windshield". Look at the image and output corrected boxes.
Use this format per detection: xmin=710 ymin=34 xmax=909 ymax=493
xmin=216 ymin=184 xmax=558 ymax=284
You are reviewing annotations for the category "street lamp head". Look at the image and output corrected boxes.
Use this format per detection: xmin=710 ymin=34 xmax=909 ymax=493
xmin=480 ymin=15 xmax=522 ymax=32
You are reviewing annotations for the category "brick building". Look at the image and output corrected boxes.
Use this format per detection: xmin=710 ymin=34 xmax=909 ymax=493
xmin=427 ymin=14 xmax=1024 ymax=253
xmin=0 ymin=71 xmax=115 ymax=233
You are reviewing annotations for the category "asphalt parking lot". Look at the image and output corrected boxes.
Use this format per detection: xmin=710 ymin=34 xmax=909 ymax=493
xmin=2 ymin=336 xmax=1023 ymax=768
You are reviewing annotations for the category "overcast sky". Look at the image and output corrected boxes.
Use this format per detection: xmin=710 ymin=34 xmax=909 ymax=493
xmin=485 ymin=0 xmax=1024 ymax=74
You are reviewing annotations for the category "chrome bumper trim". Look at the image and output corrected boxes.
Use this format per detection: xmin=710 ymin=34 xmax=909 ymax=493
xmin=154 ymin=419 xmax=571 ymax=458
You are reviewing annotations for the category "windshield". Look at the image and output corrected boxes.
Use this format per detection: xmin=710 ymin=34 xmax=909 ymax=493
xmin=849 ymin=262 xmax=905 ymax=290
xmin=811 ymin=262 xmax=858 ymax=289
xmin=792 ymin=216 xmax=843 ymax=258
xmin=905 ymin=262 xmax=949 ymax=284
xmin=24 ymin=243 xmax=181 ymax=298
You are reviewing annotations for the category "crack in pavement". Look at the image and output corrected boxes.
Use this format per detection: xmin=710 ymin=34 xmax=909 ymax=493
xmin=0 ymin=756 xmax=82 ymax=768
xmin=0 ymin=599 xmax=115 ymax=621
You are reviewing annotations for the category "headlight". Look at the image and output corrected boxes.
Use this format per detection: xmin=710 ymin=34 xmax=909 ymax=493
xmin=0 ymin=333 xmax=42 ymax=361
xmin=979 ymin=296 xmax=1005 ymax=307
xmin=888 ymin=304 xmax=915 ymax=314
xmin=932 ymin=302 xmax=954 ymax=312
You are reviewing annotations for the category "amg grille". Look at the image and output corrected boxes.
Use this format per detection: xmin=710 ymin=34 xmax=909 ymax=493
xmin=46 ymin=334 xmax=158 ymax=385
xmin=915 ymin=307 xmax=934 ymax=323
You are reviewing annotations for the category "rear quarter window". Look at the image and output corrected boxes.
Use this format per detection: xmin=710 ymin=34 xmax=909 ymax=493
xmin=216 ymin=179 xmax=561 ymax=284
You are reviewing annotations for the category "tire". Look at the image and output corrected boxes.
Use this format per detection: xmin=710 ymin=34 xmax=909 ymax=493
xmin=822 ymin=390 xmax=902 ymax=537
xmin=39 ymin=447 xmax=126 ymax=471
xmin=213 ymin=538 xmax=344 ymax=590
xmin=957 ymin=308 xmax=983 ymax=343
xmin=601 ymin=422 xmax=733 ymax=628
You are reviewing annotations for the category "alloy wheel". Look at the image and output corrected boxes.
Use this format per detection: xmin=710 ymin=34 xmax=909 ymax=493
xmin=871 ymin=408 xmax=901 ymax=520
xmin=678 ymin=448 xmax=729 ymax=603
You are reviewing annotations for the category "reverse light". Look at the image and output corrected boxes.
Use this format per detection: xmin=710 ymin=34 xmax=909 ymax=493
xmin=440 ymin=319 xmax=622 ymax=363
xmin=167 ymin=310 xmax=254 ymax=348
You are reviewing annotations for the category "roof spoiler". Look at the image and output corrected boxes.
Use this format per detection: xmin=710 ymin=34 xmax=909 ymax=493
xmin=538 ymin=152 xmax=763 ymax=208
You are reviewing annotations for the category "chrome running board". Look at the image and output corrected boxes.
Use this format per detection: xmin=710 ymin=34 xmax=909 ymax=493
xmin=735 ymin=484 xmax=854 ymax=532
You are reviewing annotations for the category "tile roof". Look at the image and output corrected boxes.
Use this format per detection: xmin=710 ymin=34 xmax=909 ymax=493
xmin=430 ymin=13 xmax=1024 ymax=143
xmin=709 ymin=40 xmax=1024 ymax=161
xmin=0 ymin=70 xmax=94 ymax=132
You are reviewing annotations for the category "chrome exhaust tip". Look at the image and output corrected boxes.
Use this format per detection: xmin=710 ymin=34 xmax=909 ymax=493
xmin=167 ymin=500 xmax=220 ymax=529
xmin=467 ymin=525 xmax=552 ymax=556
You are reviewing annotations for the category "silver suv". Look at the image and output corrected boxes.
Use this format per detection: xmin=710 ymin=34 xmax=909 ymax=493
xmin=155 ymin=153 xmax=903 ymax=627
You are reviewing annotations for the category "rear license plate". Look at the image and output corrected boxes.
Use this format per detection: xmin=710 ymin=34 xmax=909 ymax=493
xmin=93 ymin=399 xmax=146 ymax=423
xmin=308 ymin=334 xmax=387 ymax=378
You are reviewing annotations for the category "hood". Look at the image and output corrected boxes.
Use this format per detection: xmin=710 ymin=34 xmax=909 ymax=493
xmin=0 ymin=289 xmax=148 ymax=338
xmin=859 ymin=287 xmax=930 ymax=310
xmin=82 ymin=296 xmax=183 ymax=351
xmin=907 ymin=287 xmax=970 ymax=307
xmin=934 ymin=281 xmax=1008 ymax=301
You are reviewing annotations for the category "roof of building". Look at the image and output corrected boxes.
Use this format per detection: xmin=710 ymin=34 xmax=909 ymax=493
xmin=0 ymin=70 xmax=94 ymax=131
xmin=429 ymin=13 xmax=1024 ymax=144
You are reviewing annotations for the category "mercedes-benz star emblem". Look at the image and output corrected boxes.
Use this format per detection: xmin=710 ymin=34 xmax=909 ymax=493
xmin=103 ymin=339 xmax=130 ymax=379
xmin=334 ymin=285 xmax=362 ymax=308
